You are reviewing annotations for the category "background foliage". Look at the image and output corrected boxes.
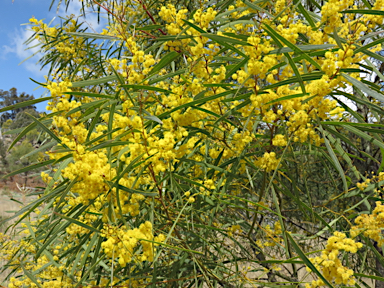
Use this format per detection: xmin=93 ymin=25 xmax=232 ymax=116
xmin=1 ymin=0 xmax=384 ymax=287
xmin=0 ymin=88 xmax=42 ymax=182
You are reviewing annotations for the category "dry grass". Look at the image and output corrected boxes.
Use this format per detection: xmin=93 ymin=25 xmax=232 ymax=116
xmin=0 ymin=181 xmax=377 ymax=287
xmin=0 ymin=196 xmax=24 ymax=229
xmin=0 ymin=175 xmax=43 ymax=285
xmin=0 ymin=195 xmax=23 ymax=285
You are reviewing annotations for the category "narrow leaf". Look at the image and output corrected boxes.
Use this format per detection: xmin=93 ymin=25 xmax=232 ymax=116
xmin=148 ymin=51 xmax=180 ymax=76
xmin=66 ymin=31 xmax=119 ymax=40
xmin=0 ymin=97 xmax=52 ymax=113
xmin=286 ymin=233 xmax=335 ymax=288
xmin=71 ymin=75 xmax=118 ymax=88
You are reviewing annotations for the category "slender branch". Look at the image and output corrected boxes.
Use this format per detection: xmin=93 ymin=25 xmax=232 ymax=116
xmin=136 ymin=0 xmax=167 ymax=35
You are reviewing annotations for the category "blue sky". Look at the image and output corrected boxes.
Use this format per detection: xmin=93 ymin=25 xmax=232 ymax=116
xmin=0 ymin=0 xmax=103 ymax=112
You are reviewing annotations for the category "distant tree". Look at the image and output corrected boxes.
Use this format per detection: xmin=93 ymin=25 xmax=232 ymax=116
xmin=0 ymin=88 xmax=36 ymax=125
xmin=0 ymin=140 xmax=8 ymax=172
xmin=10 ymin=108 xmax=40 ymax=130
xmin=7 ymin=140 xmax=39 ymax=185
xmin=0 ymin=90 xmax=41 ymax=182
xmin=1 ymin=119 xmax=12 ymax=131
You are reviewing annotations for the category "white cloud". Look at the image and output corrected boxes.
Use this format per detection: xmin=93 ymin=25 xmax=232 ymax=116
xmin=1 ymin=0 xmax=108 ymax=78
xmin=55 ymin=0 xmax=107 ymax=33
xmin=1 ymin=26 xmax=48 ymax=76
xmin=1 ymin=45 xmax=14 ymax=59
xmin=12 ymin=28 xmax=38 ymax=58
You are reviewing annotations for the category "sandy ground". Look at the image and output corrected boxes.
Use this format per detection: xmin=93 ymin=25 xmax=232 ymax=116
xmin=0 ymin=195 xmax=25 ymax=228
xmin=0 ymin=187 xmax=376 ymax=287
xmin=0 ymin=175 xmax=43 ymax=285
xmin=0 ymin=194 xmax=24 ymax=285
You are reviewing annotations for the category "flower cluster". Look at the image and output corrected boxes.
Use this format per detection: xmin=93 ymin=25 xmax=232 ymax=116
xmin=101 ymin=221 xmax=165 ymax=266
xmin=351 ymin=201 xmax=384 ymax=246
xmin=307 ymin=232 xmax=363 ymax=287
xmin=255 ymin=152 xmax=280 ymax=172
xmin=227 ymin=224 xmax=242 ymax=237
xmin=29 ymin=17 xmax=90 ymax=65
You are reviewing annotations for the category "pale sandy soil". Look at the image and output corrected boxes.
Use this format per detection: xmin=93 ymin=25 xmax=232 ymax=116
xmin=0 ymin=193 xmax=376 ymax=288
xmin=0 ymin=194 xmax=24 ymax=285
xmin=0 ymin=195 xmax=24 ymax=229
xmin=0 ymin=182 xmax=41 ymax=285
